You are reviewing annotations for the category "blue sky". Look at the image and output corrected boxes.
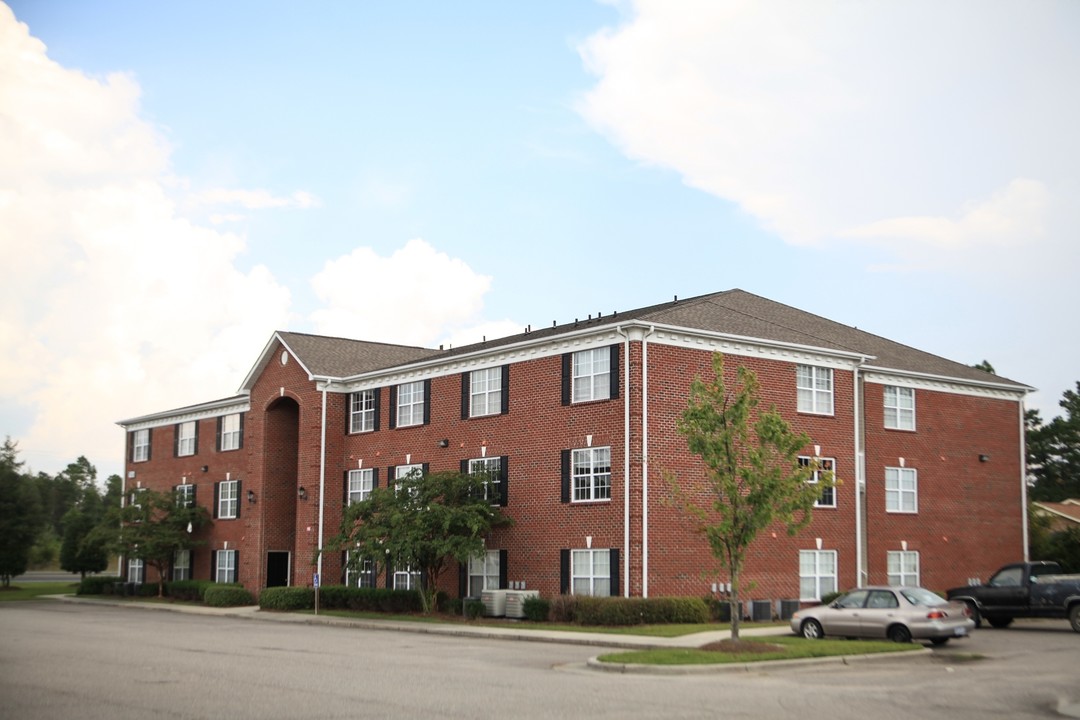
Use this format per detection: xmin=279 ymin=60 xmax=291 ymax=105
xmin=2 ymin=1 xmax=1078 ymax=481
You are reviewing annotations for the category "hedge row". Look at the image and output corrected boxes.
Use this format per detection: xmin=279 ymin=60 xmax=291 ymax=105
xmin=259 ymin=585 xmax=424 ymax=614
xmin=204 ymin=585 xmax=256 ymax=607
xmin=75 ymin=576 xmax=239 ymax=601
xmin=545 ymin=596 xmax=710 ymax=625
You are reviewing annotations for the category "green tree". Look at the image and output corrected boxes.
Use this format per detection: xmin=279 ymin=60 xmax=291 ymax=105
xmin=0 ymin=439 xmax=45 ymax=587
xmin=666 ymin=353 xmax=832 ymax=641
xmin=95 ymin=488 xmax=210 ymax=597
xmin=332 ymin=469 xmax=511 ymax=614
xmin=60 ymin=489 xmax=109 ymax=579
xmin=1027 ymin=383 xmax=1080 ymax=502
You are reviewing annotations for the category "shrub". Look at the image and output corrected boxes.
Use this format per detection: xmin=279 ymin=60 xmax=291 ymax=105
xmin=443 ymin=598 xmax=463 ymax=615
xmin=464 ymin=599 xmax=485 ymax=619
xmin=522 ymin=596 xmax=550 ymax=622
xmin=165 ymin=580 xmax=215 ymax=602
xmin=76 ymin=575 xmax=117 ymax=595
xmin=204 ymin=585 xmax=255 ymax=607
xmin=260 ymin=586 xmax=314 ymax=611
xmin=548 ymin=596 xmax=710 ymax=626
xmin=820 ymin=591 xmax=843 ymax=606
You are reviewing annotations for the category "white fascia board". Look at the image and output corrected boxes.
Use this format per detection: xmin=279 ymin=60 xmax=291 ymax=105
xmin=238 ymin=332 xmax=316 ymax=392
xmin=863 ymin=368 xmax=1032 ymax=401
xmin=116 ymin=395 xmax=251 ymax=431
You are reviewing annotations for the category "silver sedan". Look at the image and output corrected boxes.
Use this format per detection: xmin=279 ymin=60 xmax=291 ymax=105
xmin=790 ymin=586 xmax=975 ymax=645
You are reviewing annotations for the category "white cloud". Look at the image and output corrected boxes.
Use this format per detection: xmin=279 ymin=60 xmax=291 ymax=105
xmin=310 ymin=239 xmax=521 ymax=347
xmin=0 ymin=5 xmax=293 ymax=476
xmin=189 ymin=187 xmax=321 ymax=210
xmin=578 ymin=0 xmax=1080 ymax=272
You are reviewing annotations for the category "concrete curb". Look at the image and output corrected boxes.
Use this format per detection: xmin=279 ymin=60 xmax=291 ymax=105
xmin=586 ymin=647 xmax=932 ymax=674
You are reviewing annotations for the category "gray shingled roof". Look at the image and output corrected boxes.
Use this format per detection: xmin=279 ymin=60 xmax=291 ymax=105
xmin=277 ymin=331 xmax=438 ymax=378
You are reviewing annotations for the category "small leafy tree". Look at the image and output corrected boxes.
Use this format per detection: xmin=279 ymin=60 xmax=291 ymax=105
xmin=60 ymin=490 xmax=110 ymax=579
xmin=95 ymin=488 xmax=210 ymax=597
xmin=666 ymin=353 xmax=832 ymax=640
xmin=0 ymin=438 xmax=45 ymax=587
xmin=332 ymin=469 xmax=511 ymax=614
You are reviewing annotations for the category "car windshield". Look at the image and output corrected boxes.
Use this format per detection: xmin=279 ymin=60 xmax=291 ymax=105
xmin=900 ymin=587 xmax=946 ymax=607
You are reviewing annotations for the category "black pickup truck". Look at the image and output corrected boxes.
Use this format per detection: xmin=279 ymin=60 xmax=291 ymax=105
xmin=946 ymin=561 xmax=1080 ymax=632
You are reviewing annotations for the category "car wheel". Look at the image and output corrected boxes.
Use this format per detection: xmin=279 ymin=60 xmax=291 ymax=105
xmin=801 ymin=619 xmax=824 ymax=640
xmin=1070 ymin=605 xmax=1080 ymax=633
xmin=930 ymin=638 xmax=949 ymax=646
xmin=888 ymin=624 xmax=912 ymax=643
xmin=965 ymin=601 xmax=981 ymax=629
xmin=988 ymin=617 xmax=1013 ymax=629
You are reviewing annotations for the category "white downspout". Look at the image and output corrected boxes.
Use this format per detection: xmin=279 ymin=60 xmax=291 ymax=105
xmin=615 ymin=326 xmax=631 ymax=597
xmin=1020 ymin=398 xmax=1029 ymax=561
xmin=642 ymin=325 xmax=655 ymax=598
xmin=317 ymin=387 xmax=327 ymax=587
xmin=854 ymin=359 xmax=865 ymax=588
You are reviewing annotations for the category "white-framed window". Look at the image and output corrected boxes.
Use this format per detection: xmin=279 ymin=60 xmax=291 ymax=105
xmin=220 ymin=413 xmax=242 ymax=451
xmin=345 ymin=553 xmax=376 ymax=588
xmin=468 ymin=549 xmax=501 ymax=597
xmin=799 ymin=549 xmax=837 ymax=601
xmin=885 ymin=467 xmax=918 ymax=513
xmin=467 ymin=457 xmax=502 ymax=503
xmin=349 ymin=390 xmax=376 ymax=433
xmin=394 ymin=464 xmax=423 ymax=499
xmin=796 ymin=365 xmax=834 ymax=415
xmin=173 ymin=549 xmax=191 ymax=581
xmin=887 ymin=550 xmax=919 ymax=586
xmin=573 ymin=447 xmax=611 ymax=502
xmin=127 ymin=557 xmax=144 ymax=584
xmin=132 ymin=429 xmax=150 ymax=462
xmin=175 ymin=483 xmax=195 ymax=508
xmin=218 ymin=479 xmax=239 ymax=519
xmin=396 ymin=381 xmax=425 ymax=428
xmin=177 ymin=421 xmax=197 ymax=456
xmin=469 ymin=367 xmax=503 ymax=417
xmin=571 ymin=549 xmax=611 ymax=596
xmin=572 ymin=348 xmax=611 ymax=403
xmin=215 ymin=549 xmax=237 ymax=583
xmin=883 ymin=386 xmax=915 ymax=430
xmin=393 ymin=565 xmax=421 ymax=591
xmin=347 ymin=468 xmax=374 ymax=505
xmin=799 ymin=456 xmax=836 ymax=508
xmin=129 ymin=487 xmax=146 ymax=510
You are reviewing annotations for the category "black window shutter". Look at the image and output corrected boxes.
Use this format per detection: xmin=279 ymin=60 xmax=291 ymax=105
xmin=561 ymin=353 xmax=572 ymax=405
xmin=343 ymin=470 xmax=349 ymax=505
xmin=233 ymin=551 xmax=239 ymax=583
xmin=127 ymin=432 xmax=133 ymax=462
xmin=499 ymin=549 xmax=508 ymax=589
xmin=193 ymin=421 xmax=199 ymax=455
xmin=560 ymin=549 xmax=570 ymax=595
xmin=211 ymin=550 xmax=217 ymax=582
xmin=373 ymin=388 xmax=381 ymax=431
xmin=458 ymin=562 xmax=467 ymax=598
xmin=146 ymin=430 xmax=152 ymax=461
xmin=385 ymin=564 xmax=392 ymax=589
xmin=372 ymin=468 xmax=379 ymax=489
xmin=341 ymin=551 xmax=348 ymax=585
xmin=423 ymin=380 xmax=431 ymax=425
xmin=237 ymin=413 xmax=245 ymax=449
xmin=461 ymin=372 xmax=470 ymax=420
xmin=500 ymin=365 xmax=510 ymax=414
xmin=190 ymin=484 xmax=197 ymax=506
xmin=213 ymin=482 xmax=220 ymax=519
xmin=560 ymin=450 xmax=571 ymax=503
xmin=421 ymin=462 xmax=429 ymax=476
xmin=215 ymin=417 xmax=223 ymax=451
xmin=460 ymin=459 xmax=468 ymax=474
xmin=499 ymin=455 xmax=509 ymax=507
xmin=388 ymin=386 xmax=397 ymax=429
xmin=174 ymin=425 xmax=180 ymax=457
xmin=610 ymin=344 xmax=620 ymax=400
xmin=235 ymin=480 xmax=241 ymax=518
xmin=610 ymin=549 xmax=620 ymax=597
xmin=387 ymin=466 xmax=395 ymax=489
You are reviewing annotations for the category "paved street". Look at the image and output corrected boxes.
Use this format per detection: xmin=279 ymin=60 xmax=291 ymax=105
xmin=1 ymin=601 xmax=1077 ymax=719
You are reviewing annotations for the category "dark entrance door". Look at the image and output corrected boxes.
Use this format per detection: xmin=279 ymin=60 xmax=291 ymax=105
xmin=266 ymin=552 xmax=290 ymax=587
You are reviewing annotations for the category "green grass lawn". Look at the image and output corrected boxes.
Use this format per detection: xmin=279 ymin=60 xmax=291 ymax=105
xmin=598 ymin=636 xmax=923 ymax=665
xmin=0 ymin=582 xmax=79 ymax=601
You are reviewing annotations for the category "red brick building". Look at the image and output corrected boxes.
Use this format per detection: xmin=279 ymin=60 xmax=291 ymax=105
xmin=117 ymin=289 xmax=1031 ymax=608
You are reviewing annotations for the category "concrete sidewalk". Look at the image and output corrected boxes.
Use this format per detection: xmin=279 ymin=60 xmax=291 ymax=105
xmin=50 ymin=594 xmax=790 ymax=650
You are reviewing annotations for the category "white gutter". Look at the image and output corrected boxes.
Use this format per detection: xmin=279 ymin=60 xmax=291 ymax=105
xmin=853 ymin=358 xmax=866 ymax=588
xmin=615 ymin=326 xmax=630 ymax=597
xmin=642 ymin=325 xmax=655 ymax=598
xmin=317 ymin=387 xmax=327 ymax=588
xmin=1020 ymin=399 xmax=1029 ymax=562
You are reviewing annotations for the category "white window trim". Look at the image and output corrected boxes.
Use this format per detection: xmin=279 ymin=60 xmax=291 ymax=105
xmin=173 ymin=549 xmax=191 ymax=581
xmin=469 ymin=367 xmax=502 ymax=418
xmin=133 ymin=429 xmax=150 ymax=462
xmin=176 ymin=484 xmax=194 ymax=508
xmin=468 ymin=549 xmax=500 ymax=597
xmin=572 ymin=446 xmax=611 ymax=503
xmin=883 ymin=386 xmax=916 ymax=431
xmin=345 ymin=552 xmax=376 ymax=588
xmin=347 ymin=468 xmax=373 ymax=505
xmin=128 ymin=557 xmax=144 ymax=584
xmin=572 ymin=348 xmax=611 ymax=403
xmin=393 ymin=565 xmax=421 ymax=591
xmin=220 ymin=413 xmax=241 ymax=451
xmin=799 ymin=549 xmax=837 ymax=601
xmin=799 ymin=456 xmax=836 ymax=508
xmin=396 ymin=381 xmax=425 ymax=428
xmin=218 ymin=479 xmax=239 ymax=519
xmin=885 ymin=467 xmax=918 ymax=514
xmin=887 ymin=550 xmax=920 ymax=586
xmin=467 ymin=457 xmax=502 ymax=503
xmin=177 ymin=421 xmax=197 ymax=456
xmin=350 ymin=390 xmax=376 ymax=434
xmin=571 ymin=548 xmax=611 ymax=596
xmin=216 ymin=549 xmax=236 ymax=583
xmin=797 ymin=365 xmax=834 ymax=415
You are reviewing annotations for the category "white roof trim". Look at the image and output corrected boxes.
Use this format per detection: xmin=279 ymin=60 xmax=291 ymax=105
xmin=863 ymin=369 xmax=1031 ymax=400
xmin=117 ymin=396 xmax=250 ymax=431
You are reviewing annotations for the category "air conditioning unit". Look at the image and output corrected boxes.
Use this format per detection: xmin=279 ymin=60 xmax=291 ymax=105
xmin=480 ymin=589 xmax=508 ymax=617
xmin=504 ymin=590 xmax=539 ymax=618
xmin=777 ymin=599 xmax=801 ymax=620
xmin=750 ymin=599 xmax=773 ymax=622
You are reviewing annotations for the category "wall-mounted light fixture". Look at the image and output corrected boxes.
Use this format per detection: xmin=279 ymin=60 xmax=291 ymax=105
xmin=201 ymin=465 xmax=209 ymax=473
xmin=247 ymin=489 xmax=256 ymax=504
xmin=298 ymin=486 xmax=308 ymax=500
xmin=437 ymin=439 xmax=449 ymax=448
xmin=979 ymin=454 xmax=990 ymax=463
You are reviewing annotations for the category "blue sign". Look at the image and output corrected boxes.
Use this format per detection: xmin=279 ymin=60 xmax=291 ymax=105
xmin=313 ymin=573 xmax=320 ymax=588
